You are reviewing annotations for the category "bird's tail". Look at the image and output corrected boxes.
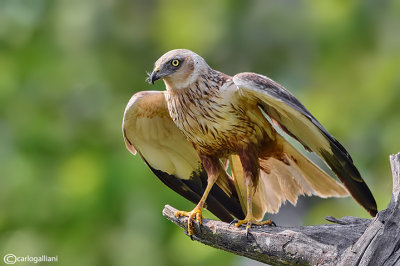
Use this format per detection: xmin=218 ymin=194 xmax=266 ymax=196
xmin=230 ymin=135 xmax=349 ymax=221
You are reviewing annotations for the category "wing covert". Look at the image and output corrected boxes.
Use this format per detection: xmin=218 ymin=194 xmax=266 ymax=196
xmin=123 ymin=91 xmax=200 ymax=180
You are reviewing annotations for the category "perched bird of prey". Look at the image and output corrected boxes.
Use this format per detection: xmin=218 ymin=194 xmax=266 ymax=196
xmin=123 ymin=49 xmax=377 ymax=237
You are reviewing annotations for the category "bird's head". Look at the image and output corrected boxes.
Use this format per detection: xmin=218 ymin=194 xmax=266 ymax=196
xmin=148 ymin=49 xmax=209 ymax=90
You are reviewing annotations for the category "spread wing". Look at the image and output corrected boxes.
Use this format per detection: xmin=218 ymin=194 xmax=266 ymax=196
xmin=122 ymin=90 xmax=244 ymax=222
xmin=233 ymin=72 xmax=377 ymax=216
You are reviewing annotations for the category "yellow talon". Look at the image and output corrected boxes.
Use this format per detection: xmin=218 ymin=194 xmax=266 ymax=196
xmin=235 ymin=217 xmax=275 ymax=227
xmin=235 ymin=216 xmax=276 ymax=237
xmin=174 ymin=207 xmax=203 ymax=237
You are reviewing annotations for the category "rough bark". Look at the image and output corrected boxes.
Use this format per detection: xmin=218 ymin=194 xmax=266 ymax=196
xmin=162 ymin=152 xmax=400 ymax=265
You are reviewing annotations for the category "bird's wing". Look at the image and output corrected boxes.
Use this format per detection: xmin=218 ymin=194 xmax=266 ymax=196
xmin=122 ymin=90 xmax=244 ymax=222
xmin=232 ymin=72 xmax=377 ymax=216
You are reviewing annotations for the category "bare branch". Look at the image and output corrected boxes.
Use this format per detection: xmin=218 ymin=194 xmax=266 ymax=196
xmin=162 ymin=152 xmax=400 ymax=265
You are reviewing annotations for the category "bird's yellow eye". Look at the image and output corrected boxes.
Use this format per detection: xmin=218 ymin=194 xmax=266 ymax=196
xmin=171 ymin=59 xmax=180 ymax=67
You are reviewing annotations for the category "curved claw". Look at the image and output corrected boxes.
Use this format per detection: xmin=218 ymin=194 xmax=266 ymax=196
xmin=196 ymin=211 xmax=202 ymax=233
xmin=246 ymin=223 xmax=251 ymax=239
xmin=197 ymin=219 xmax=202 ymax=233
xmin=187 ymin=215 xmax=194 ymax=236
xmin=228 ymin=218 xmax=238 ymax=228
xmin=261 ymin=219 xmax=276 ymax=227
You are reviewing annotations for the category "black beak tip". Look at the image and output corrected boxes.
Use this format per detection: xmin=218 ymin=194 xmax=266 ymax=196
xmin=150 ymin=71 xmax=159 ymax=85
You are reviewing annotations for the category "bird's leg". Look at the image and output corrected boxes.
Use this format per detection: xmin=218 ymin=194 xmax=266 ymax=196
xmin=234 ymin=178 xmax=275 ymax=235
xmin=174 ymin=176 xmax=217 ymax=237
xmin=234 ymin=147 xmax=275 ymax=237
xmin=174 ymin=156 xmax=220 ymax=238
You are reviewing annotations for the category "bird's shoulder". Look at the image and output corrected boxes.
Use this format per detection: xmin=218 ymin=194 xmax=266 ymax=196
xmin=124 ymin=90 xmax=170 ymax=119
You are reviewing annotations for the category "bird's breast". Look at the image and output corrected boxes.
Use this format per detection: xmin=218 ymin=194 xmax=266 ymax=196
xmin=166 ymin=87 xmax=270 ymax=156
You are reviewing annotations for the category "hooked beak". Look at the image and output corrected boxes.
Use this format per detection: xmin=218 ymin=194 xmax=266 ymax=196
xmin=150 ymin=70 xmax=160 ymax=84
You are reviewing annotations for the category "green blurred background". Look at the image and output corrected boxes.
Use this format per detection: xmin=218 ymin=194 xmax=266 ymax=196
xmin=0 ymin=0 xmax=399 ymax=265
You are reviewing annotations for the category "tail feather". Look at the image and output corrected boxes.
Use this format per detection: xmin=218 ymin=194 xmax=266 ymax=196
xmin=230 ymin=136 xmax=349 ymax=221
xmin=280 ymin=139 xmax=349 ymax=198
xmin=229 ymin=155 xmax=248 ymax=216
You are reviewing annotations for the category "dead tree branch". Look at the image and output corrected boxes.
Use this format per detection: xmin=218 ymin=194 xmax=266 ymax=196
xmin=162 ymin=152 xmax=400 ymax=265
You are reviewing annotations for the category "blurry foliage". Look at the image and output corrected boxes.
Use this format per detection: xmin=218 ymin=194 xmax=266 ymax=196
xmin=0 ymin=0 xmax=399 ymax=265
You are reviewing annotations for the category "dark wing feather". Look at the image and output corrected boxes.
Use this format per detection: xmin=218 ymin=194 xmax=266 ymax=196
xmin=123 ymin=90 xmax=244 ymax=221
xmin=233 ymin=72 xmax=377 ymax=216
xmin=146 ymin=161 xmax=244 ymax=222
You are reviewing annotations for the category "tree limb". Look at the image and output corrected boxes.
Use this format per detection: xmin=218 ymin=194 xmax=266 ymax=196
xmin=162 ymin=152 xmax=400 ymax=265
